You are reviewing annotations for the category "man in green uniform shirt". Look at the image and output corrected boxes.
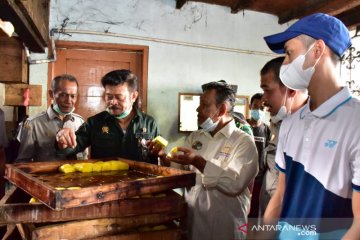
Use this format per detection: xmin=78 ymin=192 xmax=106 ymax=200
xmin=56 ymin=69 xmax=160 ymax=164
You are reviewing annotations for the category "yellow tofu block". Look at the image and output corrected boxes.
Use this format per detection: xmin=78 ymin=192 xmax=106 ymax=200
xmin=74 ymin=163 xmax=93 ymax=173
xmin=167 ymin=146 xmax=178 ymax=158
xmin=110 ymin=160 xmax=129 ymax=171
xmin=152 ymin=225 xmax=167 ymax=231
xmin=29 ymin=197 xmax=38 ymax=204
xmin=59 ymin=163 xmax=76 ymax=173
xmin=152 ymin=136 xmax=168 ymax=148
xmin=73 ymin=163 xmax=83 ymax=171
xmin=101 ymin=161 xmax=113 ymax=171
xmin=67 ymin=187 xmax=81 ymax=190
xmin=81 ymin=163 xmax=93 ymax=172
xmin=92 ymin=162 xmax=103 ymax=172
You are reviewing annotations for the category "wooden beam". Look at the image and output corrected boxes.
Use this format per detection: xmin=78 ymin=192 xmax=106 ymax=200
xmin=88 ymin=228 xmax=182 ymax=240
xmin=231 ymin=0 xmax=252 ymax=14
xmin=32 ymin=213 xmax=184 ymax=240
xmin=335 ymin=6 xmax=360 ymax=29
xmin=278 ymin=0 xmax=360 ymax=24
xmin=0 ymin=36 xmax=28 ymax=83
xmin=0 ymin=0 xmax=49 ymax=53
xmin=176 ymin=0 xmax=187 ymax=9
xmin=0 ymin=188 xmax=186 ymax=224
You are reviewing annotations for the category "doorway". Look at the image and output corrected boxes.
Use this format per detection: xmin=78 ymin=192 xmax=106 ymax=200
xmin=48 ymin=41 xmax=149 ymax=119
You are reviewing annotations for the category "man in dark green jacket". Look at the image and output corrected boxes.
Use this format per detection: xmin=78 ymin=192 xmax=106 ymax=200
xmin=56 ymin=69 xmax=160 ymax=164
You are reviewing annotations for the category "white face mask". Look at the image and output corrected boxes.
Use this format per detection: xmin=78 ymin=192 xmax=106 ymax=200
xmin=280 ymin=44 xmax=322 ymax=91
xmin=200 ymin=110 xmax=219 ymax=132
xmin=52 ymin=103 xmax=75 ymax=116
xmin=271 ymin=89 xmax=292 ymax=124
xmin=271 ymin=105 xmax=288 ymax=124
xmin=106 ymin=106 xmax=132 ymax=119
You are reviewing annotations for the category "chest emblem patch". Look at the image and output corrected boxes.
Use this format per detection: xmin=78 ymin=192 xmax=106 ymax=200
xmin=218 ymin=146 xmax=231 ymax=158
xmin=102 ymin=126 xmax=109 ymax=134
xmin=192 ymin=141 xmax=202 ymax=150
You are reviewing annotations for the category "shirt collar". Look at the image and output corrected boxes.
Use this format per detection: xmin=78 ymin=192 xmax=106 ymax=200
xmin=47 ymin=105 xmax=60 ymax=120
xmin=300 ymin=86 xmax=352 ymax=119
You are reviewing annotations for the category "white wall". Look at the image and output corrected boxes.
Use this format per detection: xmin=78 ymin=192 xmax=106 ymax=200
xmin=4 ymin=0 xmax=291 ymax=147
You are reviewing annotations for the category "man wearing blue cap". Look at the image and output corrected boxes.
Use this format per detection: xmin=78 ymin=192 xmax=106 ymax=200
xmin=262 ymin=13 xmax=360 ymax=239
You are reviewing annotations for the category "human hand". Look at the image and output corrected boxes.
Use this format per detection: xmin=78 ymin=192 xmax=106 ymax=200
xmin=146 ymin=139 xmax=167 ymax=158
xmin=167 ymin=147 xmax=206 ymax=172
xmin=167 ymin=147 xmax=196 ymax=165
xmin=56 ymin=128 xmax=77 ymax=149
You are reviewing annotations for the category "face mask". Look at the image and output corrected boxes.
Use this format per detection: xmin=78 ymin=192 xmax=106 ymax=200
xmin=270 ymin=89 xmax=292 ymax=124
xmin=271 ymin=106 xmax=288 ymax=124
xmin=52 ymin=104 xmax=74 ymax=116
xmin=250 ymin=109 xmax=265 ymax=121
xmin=200 ymin=117 xmax=219 ymax=132
xmin=200 ymin=110 xmax=219 ymax=132
xmin=107 ymin=107 xmax=132 ymax=119
xmin=280 ymin=44 xmax=322 ymax=91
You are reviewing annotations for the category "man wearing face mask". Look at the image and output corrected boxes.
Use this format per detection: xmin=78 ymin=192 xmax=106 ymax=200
xmin=247 ymin=93 xmax=271 ymax=219
xmin=159 ymin=80 xmax=258 ymax=240
xmin=16 ymin=74 xmax=86 ymax=162
xmin=56 ymin=69 xmax=160 ymax=164
xmin=258 ymin=57 xmax=308 ymax=220
xmin=263 ymin=13 xmax=360 ymax=238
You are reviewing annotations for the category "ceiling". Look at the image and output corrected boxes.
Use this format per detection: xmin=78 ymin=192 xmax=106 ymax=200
xmin=176 ymin=0 xmax=360 ymax=29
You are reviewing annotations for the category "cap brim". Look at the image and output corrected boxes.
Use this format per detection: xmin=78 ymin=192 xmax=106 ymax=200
xmin=264 ymin=31 xmax=301 ymax=54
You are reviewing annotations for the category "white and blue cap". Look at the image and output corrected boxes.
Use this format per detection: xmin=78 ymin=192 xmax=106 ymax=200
xmin=264 ymin=13 xmax=352 ymax=57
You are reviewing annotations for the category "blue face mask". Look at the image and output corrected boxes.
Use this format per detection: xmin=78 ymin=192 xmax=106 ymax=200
xmin=199 ymin=110 xmax=219 ymax=132
xmin=250 ymin=109 xmax=265 ymax=121
xmin=52 ymin=104 xmax=74 ymax=116
xmin=107 ymin=107 xmax=132 ymax=119
xmin=199 ymin=117 xmax=219 ymax=132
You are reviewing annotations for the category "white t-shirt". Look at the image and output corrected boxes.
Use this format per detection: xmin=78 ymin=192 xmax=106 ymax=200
xmin=276 ymin=86 xmax=360 ymax=237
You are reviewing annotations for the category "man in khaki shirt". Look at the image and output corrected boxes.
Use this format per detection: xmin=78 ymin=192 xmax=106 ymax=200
xmin=16 ymin=74 xmax=87 ymax=162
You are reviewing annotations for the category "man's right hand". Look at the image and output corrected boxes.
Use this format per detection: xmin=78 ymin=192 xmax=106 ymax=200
xmin=56 ymin=128 xmax=77 ymax=149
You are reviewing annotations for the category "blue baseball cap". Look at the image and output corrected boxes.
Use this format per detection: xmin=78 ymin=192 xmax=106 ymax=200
xmin=264 ymin=13 xmax=351 ymax=57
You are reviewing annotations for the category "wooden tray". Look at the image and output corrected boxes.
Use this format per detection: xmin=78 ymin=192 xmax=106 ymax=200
xmin=89 ymin=226 xmax=182 ymax=240
xmin=13 ymin=221 xmax=183 ymax=240
xmin=0 ymin=186 xmax=186 ymax=224
xmin=5 ymin=158 xmax=195 ymax=210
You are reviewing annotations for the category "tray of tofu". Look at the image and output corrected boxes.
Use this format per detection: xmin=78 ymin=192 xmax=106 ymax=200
xmin=5 ymin=158 xmax=195 ymax=210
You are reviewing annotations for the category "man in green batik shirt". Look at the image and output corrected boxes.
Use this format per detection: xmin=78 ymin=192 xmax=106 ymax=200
xmin=56 ymin=69 xmax=160 ymax=164
xmin=233 ymin=111 xmax=253 ymax=136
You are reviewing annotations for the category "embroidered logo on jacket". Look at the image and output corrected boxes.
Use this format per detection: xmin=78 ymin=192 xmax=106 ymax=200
xmin=102 ymin=126 xmax=109 ymax=134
